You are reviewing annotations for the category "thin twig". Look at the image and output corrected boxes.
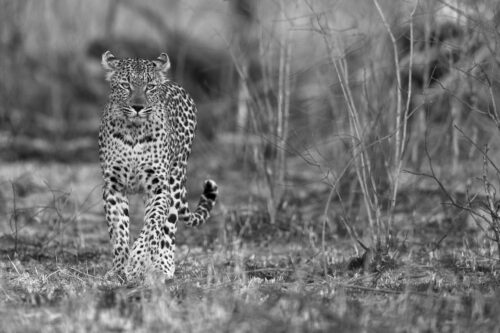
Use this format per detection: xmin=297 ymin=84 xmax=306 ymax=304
xmin=69 ymin=267 xmax=107 ymax=281
xmin=373 ymin=0 xmax=417 ymax=242
xmin=373 ymin=0 xmax=402 ymax=165
xmin=454 ymin=125 xmax=500 ymax=175
xmin=387 ymin=3 xmax=418 ymax=240
xmin=10 ymin=182 xmax=19 ymax=254
xmin=8 ymin=255 xmax=20 ymax=275
xmin=340 ymin=283 xmax=437 ymax=297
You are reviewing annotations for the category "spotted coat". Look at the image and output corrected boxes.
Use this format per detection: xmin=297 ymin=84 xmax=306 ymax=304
xmin=99 ymin=51 xmax=218 ymax=282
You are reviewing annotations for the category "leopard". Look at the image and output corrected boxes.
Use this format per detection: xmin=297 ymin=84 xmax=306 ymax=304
xmin=99 ymin=51 xmax=218 ymax=283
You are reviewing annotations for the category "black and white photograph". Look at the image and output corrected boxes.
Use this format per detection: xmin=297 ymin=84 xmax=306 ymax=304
xmin=1 ymin=0 xmax=500 ymax=331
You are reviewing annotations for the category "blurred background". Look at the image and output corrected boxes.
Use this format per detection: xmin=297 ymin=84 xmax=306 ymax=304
xmin=3 ymin=3 xmax=500 ymax=330
xmin=1 ymin=0 xmax=500 ymax=247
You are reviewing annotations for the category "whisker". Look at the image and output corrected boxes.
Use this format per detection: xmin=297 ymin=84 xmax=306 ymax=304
xmin=139 ymin=108 xmax=153 ymax=118
xmin=121 ymin=107 xmax=136 ymax=117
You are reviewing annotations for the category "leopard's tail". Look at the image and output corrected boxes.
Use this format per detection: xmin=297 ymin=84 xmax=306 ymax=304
xmin=180 ymin=180 xmax=218 ymax=227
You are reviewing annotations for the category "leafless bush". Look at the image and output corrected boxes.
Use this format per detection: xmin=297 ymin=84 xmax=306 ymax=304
xmin=5 ymin=175 xmax=97 ymax=256
xmin=406 ymin=0 xmax=500 ymax=259
xmin=411 ymin=132 xmax=500 ymax=259
xmin=303 ymin=1 xmax=417 ymax=256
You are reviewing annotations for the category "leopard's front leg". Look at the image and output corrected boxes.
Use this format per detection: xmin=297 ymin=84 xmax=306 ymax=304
xmin=127 ymin=169 xmax=177 ymax=281
xmin=103 ymin=176 xmax=130 ymax=281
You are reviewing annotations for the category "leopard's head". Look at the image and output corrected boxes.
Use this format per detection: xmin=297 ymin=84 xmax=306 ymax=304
xmin=102 ymin=51 xmax=170 ymax=124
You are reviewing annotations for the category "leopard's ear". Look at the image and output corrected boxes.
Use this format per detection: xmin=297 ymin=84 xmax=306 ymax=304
xmin=153 ymin=53 xmax=171 ymax=80
xmin=101 ymin=51 xmax=118 ymax=80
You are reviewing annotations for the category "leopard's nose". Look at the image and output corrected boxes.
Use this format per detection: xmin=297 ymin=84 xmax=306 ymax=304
xmin=132 ymin=105 xmax=144 ymax=112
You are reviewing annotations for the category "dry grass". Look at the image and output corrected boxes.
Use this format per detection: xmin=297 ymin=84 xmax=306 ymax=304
xmin=2 ymin=241 xmax=500 ymax=332
xmin=1 ymin=161 xmax=500 ymax=333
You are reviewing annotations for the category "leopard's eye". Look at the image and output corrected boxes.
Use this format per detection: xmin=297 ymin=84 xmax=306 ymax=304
xmin=119 ymin=81 xmax=131 ymax=90
xmin=146 ymin=83 xmax=156 ymax=90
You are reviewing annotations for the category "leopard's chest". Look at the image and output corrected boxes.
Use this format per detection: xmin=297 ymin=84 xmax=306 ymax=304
xmin=123 ymin=138 xmax=167 ymax=191
xmin=101 ymin=121 xmax=171 ymax=193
